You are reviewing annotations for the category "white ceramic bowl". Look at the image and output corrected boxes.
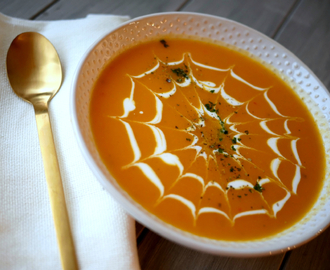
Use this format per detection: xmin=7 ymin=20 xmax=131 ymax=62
xmin=71 ymin=12 xmax=330 ymax=257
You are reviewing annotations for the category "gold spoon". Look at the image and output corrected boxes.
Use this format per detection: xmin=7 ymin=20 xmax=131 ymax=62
xmin=6 ymin=32 xmax=78 ymax=270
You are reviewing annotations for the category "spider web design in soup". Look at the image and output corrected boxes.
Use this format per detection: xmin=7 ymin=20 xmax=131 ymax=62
xmin=90 ymin=39 xmax=325 ymax=241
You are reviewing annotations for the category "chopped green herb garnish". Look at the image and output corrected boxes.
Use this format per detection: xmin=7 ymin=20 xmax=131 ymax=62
xmin=230 ymin=167 xmax=234 ymax=172
xmin=254 ymin=182 xmax=265 ymax=193
xmin=205 ymin=101 xmax=216 ymax=112
xmin=171 ymin=68 xmax=189 ymax=79
xmin=217 ymin=148 xmax=224 ymax=154
xmin=231 ymin=137 xmax=241 ymax=144
xmin=217 ymin=115 xmax=228 ymax=134
xmin=186 ymin=138 xmax=191 ymax=141
xmin=231 ymin=145 xmax=236 ymax=151
xmin=210 ymin=90 xmax=215 ymax=93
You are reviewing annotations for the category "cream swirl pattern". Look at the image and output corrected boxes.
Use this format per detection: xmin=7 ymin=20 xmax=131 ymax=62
xmin=109 ymin=52 xmax=304 ymax=225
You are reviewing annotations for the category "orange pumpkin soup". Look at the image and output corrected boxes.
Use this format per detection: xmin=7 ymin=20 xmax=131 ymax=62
xmin=90 ymin=38 xmax=325 ymax=241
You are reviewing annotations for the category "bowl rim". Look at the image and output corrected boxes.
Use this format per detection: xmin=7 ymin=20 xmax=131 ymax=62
xmin=70 ymin=11 xmax=330 ymax=257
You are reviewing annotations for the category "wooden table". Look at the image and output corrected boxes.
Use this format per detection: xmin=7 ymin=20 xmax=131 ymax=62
xmin=2 ymin=0 xmax=330 ymax=269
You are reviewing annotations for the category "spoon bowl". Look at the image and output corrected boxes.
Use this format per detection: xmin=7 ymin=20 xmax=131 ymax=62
xmin=6 ymin=32 xmax=62 ymax=107
xmin=6 ymin=32 xmax=78 ymax=270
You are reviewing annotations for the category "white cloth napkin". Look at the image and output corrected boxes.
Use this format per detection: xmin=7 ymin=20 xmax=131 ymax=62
xmin=0 ymin=13 xmax=141 ymax=270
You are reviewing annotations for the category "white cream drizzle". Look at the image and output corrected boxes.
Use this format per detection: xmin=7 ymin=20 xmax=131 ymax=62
xmin=233 ymin=209 xmax=269 ymax=221
xmin=260 ymin=120 xmax=280 ymax=136
xmin=291 ymin=138 xmax=302 ymax=166
xmin=146 ymin=96 xmax=163 ymax=124
xmin=119 ymin=119 xmax=141 ymax=163
xmin=120 ymin=77 xmax=136 ymax=118
xmin=156 ymin=84 xmax=177 ymax=98
xmin=191 ymin=74 xmax=222 ymax=93
xmin=131 ymin=162 xmax=164 ymax=197
xmin=203 ymin=104 xmax=219 ymax=119
xmin=270 ymin=158 xmax=282 ymax=181
xmin=132 ymin=61 xmax=160 ymax=78
xmin=162 ymin=194 xmax=196 ymax=218
xmin=227 ymin=180 xmax=254 ymax=190
xmin=267 ymin=137 xmax=285 ymax=159
xmin=264 ymin=90 xmax=287 ymax=117
xmin=229 ymin=124 xmax=239 ymax=133
xmin=221 ymin=85 xmax=244 ymax=106
xmin=157 ymin=56 xmax=185 ymax=66
xmin=259 ymin=178 xmax=271 ymax=185
xmin=113 ymin=52 xmax=306 ymax=225
xmin=200 ymin=81 xmax=216 ymax=87
xmin=213 ymin=149 xmax=229 ymax=156
xmin=175 ymin=77 xmax=192 ymax=87
xmin=189 ymin=55 xmax=229 ymax=72
xmin=197 ymin=207 xmax=231 ymax=223
xmin=246 ymin=102 xmax=266 ymax=120
xmin=284 ymin=119 xmax=291 ymax=134
xmin=191 ymin=134 xmax=199 ymax=145
xmin=230 ymin=69 xmax=268 ymax=91
xmin=292 ymin=165 xmax=301 ymax=194
xmin=121 ymin=98 xmax=136 ymax=118
xmin=272 ymin=189 xmax=291 ymax=217
xmin=199 ymin=151 xmax=208 ymax=160
xmin=180 ymin=173 xmax=204 ymax=186
xmin=145 ymin=124 xmax=167 ymax=156
xmin=157 ymin=153 xmax=184 ymax=175
xmin=189 ymin=145 xmax=203 ymax=154
xmin=204 ymin=180 xmax=224 ymax=193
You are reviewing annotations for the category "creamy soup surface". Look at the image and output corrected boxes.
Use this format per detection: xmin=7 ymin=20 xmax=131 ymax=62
xmin=90 ymin=38 xmax=325 ymax=241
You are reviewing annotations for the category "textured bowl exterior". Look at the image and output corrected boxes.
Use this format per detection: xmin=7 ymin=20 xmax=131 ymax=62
xmin=71 ymin=12 xmax=330 ymax=257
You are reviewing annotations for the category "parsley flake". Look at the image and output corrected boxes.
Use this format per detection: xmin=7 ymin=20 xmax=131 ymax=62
xmin=205 ymin=101 xmax=216 ymax=112
xmin=171 ymin=68 xmax=189 ymax=79
xmin=254 ymin=182 xmax=265 ymax=193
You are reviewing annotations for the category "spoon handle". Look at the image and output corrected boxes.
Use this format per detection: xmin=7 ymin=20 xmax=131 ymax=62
xmin=34 ymin=106 xmax=78 ymax=270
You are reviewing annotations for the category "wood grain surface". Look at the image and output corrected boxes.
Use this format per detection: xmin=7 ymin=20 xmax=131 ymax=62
xmin=138 ymin=230 xmax=284 ymax=270
xmin=34 ymin=0 xmax=187 ymax=20
xmin=2 ymin=0 xmax=330 ymax=269
xmin=0 ymin=0 xmax=54 ymax=19
xmin=275 ymin=0 xmax=330 ymax=89
xmin=182 ymin=0 xmax=298 ymax=37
